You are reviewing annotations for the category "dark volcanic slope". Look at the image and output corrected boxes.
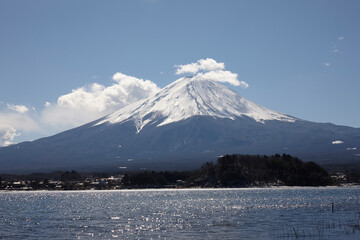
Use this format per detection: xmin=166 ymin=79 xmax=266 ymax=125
xmin=0 ymin=78 xmax=359 ymax=173
xmin=0 ymin=115 xmax=359 ymax=173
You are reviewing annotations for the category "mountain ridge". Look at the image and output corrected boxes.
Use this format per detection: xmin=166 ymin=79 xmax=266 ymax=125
xmin=0 ymin=77 xmax=359 ymax=173
xmin=94 ymin=77 xmax=296 ymax=132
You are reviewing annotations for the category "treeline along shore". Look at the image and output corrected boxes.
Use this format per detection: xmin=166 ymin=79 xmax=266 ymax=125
xmin=1 ymin=154 xmax=360 ymax=191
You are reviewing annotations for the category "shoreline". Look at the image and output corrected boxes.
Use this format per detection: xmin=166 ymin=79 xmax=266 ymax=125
xmin=1 ymin=184 xmax=359 ymax=193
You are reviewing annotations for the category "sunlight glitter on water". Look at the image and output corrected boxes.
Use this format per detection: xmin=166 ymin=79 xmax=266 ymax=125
xmin=0 ymin=187 xmax=360 ymax=239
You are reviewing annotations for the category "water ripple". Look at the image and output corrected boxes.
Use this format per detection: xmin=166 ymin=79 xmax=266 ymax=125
xmin=0 ymin=187 xmax=359 ymax=239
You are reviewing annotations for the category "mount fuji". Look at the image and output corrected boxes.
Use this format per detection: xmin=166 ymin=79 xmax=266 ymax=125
xmin=1 ymin=77 xmax=359 ymax=173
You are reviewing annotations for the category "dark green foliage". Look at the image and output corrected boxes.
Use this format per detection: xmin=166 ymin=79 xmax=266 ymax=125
xmin=344 ymin=169 xmax=360 ymax=183
xmin=130 ymin=171 xmax=167 ymax=186
xmin=121 ymin=173 xmax=130 ymax=186
xmin=197 ymin=154 xmax=332 ymax=187
xmin=185 ymin=162 xmax=217 ymax=187
xmin=121 ymin=154 xmax=331 ymax=187
xmin=60 ymin=170 xmax=83 ymax=182
xmin=0 ymin=154 xmax=334 ymax=190
xmin=126 ymin=171 xmax=191 ymax=187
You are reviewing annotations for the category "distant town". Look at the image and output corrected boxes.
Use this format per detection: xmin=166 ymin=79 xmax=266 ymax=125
xmin=1 ymin=154 xmax=360 ymax=191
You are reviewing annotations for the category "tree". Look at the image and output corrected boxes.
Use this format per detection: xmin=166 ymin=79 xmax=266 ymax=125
xmin=61 ymin=170 xmax=83 ymax=182
xmin=121 ymin=173 xmax=130 ymax=186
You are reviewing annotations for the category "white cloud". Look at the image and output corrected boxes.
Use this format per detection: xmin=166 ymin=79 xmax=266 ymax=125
xmin=332 ymin=140 xmax=344 ymax=144
xmin=7 ymin=104 xmax=29 ymax=113
xmin=347 ymin=147 xmax=357 ymax=150
xmin=0 ymin=112 xmax=39 ymax=132
xmin=193 ymin=70 xmax=249 ymax=88
xmin=175 ymin=58 xmax=248 ymax=87
xmin=0 ymin=72 xmax=160 ymax=146
xmin=0 ymin=105 xmax=39 ymax=146
xmin=175 ymin=58 xmax=225 ymax=75
xmin=0 ymin=125 xmax=18 ymax=146
xmin=0 ymin=111 xmax=40 ymax=146
xmin=322 ymin=62 xmax=331 ymax=67
xmin=1 ymin=61 xmax=248 ymax=145
xmin=331 ymin=45 xmax=339 ymax=53
xmin=112 ymin=72 xmax=159 ymax=101
xmin=239 ymin=81 xmax=249 ymax=88
xmin=338 ymin=36 xmax=345 ymax=41
xmin=41 ymin=72 xmax=159 ymax=130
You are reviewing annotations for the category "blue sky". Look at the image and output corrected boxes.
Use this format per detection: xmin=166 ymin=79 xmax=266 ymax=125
xmin=0 ymin=0 xmax=359 ymax=145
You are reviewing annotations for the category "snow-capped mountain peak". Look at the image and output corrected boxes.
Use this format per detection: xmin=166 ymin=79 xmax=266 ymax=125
xmin=3 ymin=77 xmax=359 ymax=173
xmin=95 ymin=77 xmax=296 ymax=132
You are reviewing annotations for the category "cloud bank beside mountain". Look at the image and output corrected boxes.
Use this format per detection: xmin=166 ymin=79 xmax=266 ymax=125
xmin=0 ymin=58 xmax=246 ymax=146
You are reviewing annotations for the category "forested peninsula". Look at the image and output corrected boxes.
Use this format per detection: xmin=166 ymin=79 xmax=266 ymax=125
xmin=123 ymin=154 xmax=332 ymax=188
xmin=1 ymin=154 xmax=338 ymax=190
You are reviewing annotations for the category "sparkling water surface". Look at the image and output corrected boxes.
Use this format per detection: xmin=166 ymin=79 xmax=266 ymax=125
xmin=1 ymin=187 xmax=360 ymax=239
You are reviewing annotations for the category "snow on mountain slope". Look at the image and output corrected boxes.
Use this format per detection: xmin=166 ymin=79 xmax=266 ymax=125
xmin=95 ymin=77 xmax=296 ymax=132
xmin=2 ymin=76 xmax=360 ymax=173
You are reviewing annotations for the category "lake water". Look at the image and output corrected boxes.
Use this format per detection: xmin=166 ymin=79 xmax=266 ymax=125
xmin=0 ymin=187 xmax=360 ymax=239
